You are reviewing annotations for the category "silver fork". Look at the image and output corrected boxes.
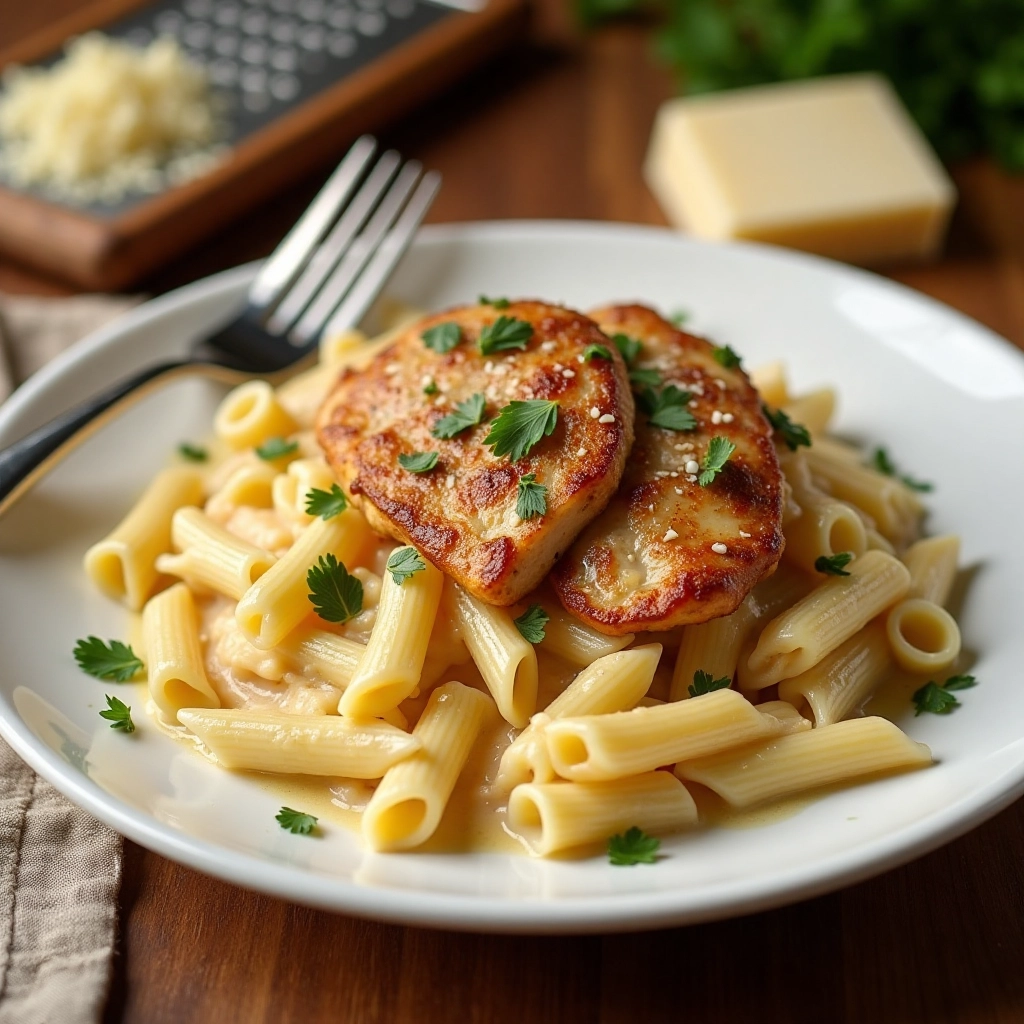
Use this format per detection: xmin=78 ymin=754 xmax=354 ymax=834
xmin=0 ymin=136 xmax=440 ymax=515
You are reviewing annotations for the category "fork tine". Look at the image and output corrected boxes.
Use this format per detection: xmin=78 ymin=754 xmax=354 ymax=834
xmin=288 ymin=160 xmax=424 ymax=346
xmin=318 ymin=171 xmax=442 ymax=342
xmin=266 ymin=149 xmax=402 ymax=335
xmin=247 ymin=135 xmax=376 ymax=311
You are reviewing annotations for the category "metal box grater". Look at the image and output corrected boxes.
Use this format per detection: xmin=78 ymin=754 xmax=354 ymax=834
xmin=0 ymin=0 xmax=525 ymax=286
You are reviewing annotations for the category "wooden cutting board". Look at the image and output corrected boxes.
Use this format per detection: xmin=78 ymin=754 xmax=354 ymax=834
xmin=0 ymin=0 xmax=527 ymax=289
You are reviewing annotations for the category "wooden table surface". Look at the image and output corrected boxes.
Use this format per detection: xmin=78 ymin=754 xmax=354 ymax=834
xmin=5 ymin=3 xmax=1024 ymax=1022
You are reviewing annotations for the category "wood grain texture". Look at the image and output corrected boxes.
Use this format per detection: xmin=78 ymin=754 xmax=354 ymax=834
xmin=4 ymin=3 xmax=1024 ymax=1022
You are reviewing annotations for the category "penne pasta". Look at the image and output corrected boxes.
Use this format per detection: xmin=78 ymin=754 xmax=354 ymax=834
xmin=142 ymin=582 xmax=220 ymax=720
xmin=362 ymin=681 xmax=491 ymax=852
xmin=235 ymin=510 xmax=373 ymax=649
xmin=545 ymin=688 xmax=788 ymax=782
xmin=214 ymin=380 xmax=299 ymax=451
xmin=781 ymin=387 xmax=836 ymax=437
xmin=338 ymin=552 xmax=444 ymax=718
xmin=537 ymin=601 xmax=635 ymax=666
xmin=675 ymin=717 xmax=932 ymax=808
xmin=886 ymin=598 xmax=961 ymax=674
xmin=204 ymin=460 xmax=278 ymax=523
xmin=507 ymin=772 xmax=697 ymax=857
xmin=453 ymin=584 xmax=538 ymax=729
xmin=177 ymin=708 xmax=419 ymax=776
xmin=749 ymin=361 xmax=790 ymax=408
xmin=84 ymin=466 xmax=204 ymax=610
xmin=494 ymin=644 xmax=661 ymax=793
xmin=272 ymin=458 xmax=336 ymax=526
xmin=279 ymin=627 xmax=366 ymax=690
xmin=778 ymin=619 xmax=892 ymax=727
xmin=156 ymin=507 xmax=276 ymax=599
xmin=743 ymin=550 xmax=911 ymax=688
xmin=902 ymin=535 xmax=960 ymax=606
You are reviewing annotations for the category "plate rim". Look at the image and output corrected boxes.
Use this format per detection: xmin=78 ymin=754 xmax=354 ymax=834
xmin=1 ymin=219 xmax=1023 ymax=933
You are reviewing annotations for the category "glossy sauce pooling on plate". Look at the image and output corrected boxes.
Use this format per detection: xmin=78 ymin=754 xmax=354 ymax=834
xmin=551 ymin=305 xmax=785 ymax=634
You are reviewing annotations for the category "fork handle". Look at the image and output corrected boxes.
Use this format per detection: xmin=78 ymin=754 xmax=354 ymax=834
xmin=0 ymin=359 xmax=196 ymax=514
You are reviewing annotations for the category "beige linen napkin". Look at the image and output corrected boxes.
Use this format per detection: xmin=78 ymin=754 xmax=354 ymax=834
xmin=0 ymin=292 xmax=140 ymax=1024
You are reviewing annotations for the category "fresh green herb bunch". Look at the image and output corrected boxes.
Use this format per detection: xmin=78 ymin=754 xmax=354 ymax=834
xmin=577 ymin=0 xmax=1024 ymax=170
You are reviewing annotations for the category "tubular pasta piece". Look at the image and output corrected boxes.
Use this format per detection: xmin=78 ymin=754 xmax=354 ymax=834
xmin=886 ymin=598 xmax=961 ymax=674
xmin=177 ymin=708 xmax=419 ymax=776
xmin=507 ymin=772 xmax=696 ymax=857
xmin=675 ymin=717 xmax=932 ymax=808
xmin=902 ymin=535 xmax=960 ymax=606
xmin=214 ymin=380 xmax=298 ymax=450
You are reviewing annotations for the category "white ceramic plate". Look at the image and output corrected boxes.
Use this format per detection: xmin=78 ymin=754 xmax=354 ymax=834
xmin=2 ymin=222 xmax=1023 ymax=934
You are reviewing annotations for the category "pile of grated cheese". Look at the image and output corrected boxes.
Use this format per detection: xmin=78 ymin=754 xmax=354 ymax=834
xmin=0 ymin=32 xmax=223 ymax=204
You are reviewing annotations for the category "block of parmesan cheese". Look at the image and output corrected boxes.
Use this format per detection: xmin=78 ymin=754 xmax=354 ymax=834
xmin=644 ymin=74 xmax=956 ymax=264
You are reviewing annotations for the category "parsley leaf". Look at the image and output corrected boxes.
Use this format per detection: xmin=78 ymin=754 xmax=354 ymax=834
xmin=943 ymin=673 xmax=978 ymax=691
xmin=99 ymin=694 xmax=135 ymax=733
xmin=514 ymin=604 xmax=550 ymax=644
xmin=583 ymin=343 xmax=613 ymax=362
xmin=479 ymin=316 xmax=534 ymax=355
xmin=870 ymin=447 xmax=934 ymax=493
xmin=712 ymin=344 xmax=742 ymax=369
xmin=762 ymin=406 xmax=811 ymax=451
xmin=421 ymin=322 xmax=462 ymax=354
xmin=629 ymin=366 xmax=663 ymax=388
xmin=386 ymin=546 xmax=426 ymax=585
xmin=815 ymin=552 xmax=853 ymax=576
xmin=276 ymin=807 xmax=318 ymax=835
xmin=612 ymin=333 xmax=642 ymax=365
xmin=307 ymin=554 xmax=363 ymax=623
xmin=516 ymin=473 xmax=548 ymax=519
xmin=638 ymin=385 xmax=696 ymax=431
xmin=699 ymin=436 xmax=737 ymax=486
xmin=398 ymin=451 xmax=439 ymax=473
xmin=608 ymin=826 xmax=660 ymax=866
xmin=255 ymin=436 xmax=299 ymax=461
xmin=423 ymin=381 xmax=439 ymax=395
xmin=304 ymin=483 xmax=348 ymax=520
xmin=688 ymin=669 xmax=732 ymax=698
xmin=479 ymin=295 xmax=510 ymax=309
xmin=484 ymin=399 xmax=559 ymax=462
xmin=177 ymin=442 xmax=208 ymax=462
xmin=912 ymin=681 xmax=961 ymax=716
xmin=669 ymin=309 xmax=690 ymax=327
xmin=73 ymin=637 xmax=144 ymax=682
xmin=431 ymin=393 xmax=486 ymax=440
xmin=912 ymin=674 xmax=979 ymax=715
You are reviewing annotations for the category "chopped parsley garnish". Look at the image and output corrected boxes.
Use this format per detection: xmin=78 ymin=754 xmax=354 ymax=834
xmin=912 ymin=674 xmax=978 ymax=716
xmin=423 ymin=381 xmax=439 ymax=396
xmin=513 ymin=604 xmax=550 ymax=644
xmin=479 ymin=316 xmax=534 ymax=355
xmin=688 ymin=669 xmax=732 ymax=698
xmin=484 ymin=399 xmax=559 ymax=462
xmin=431 ymin=393 xmax=486 ymax=440
xmin=612 ymin=333 xmax=642 ymax=365
xmin=762 ymin=406 xmax=811 ymax=451
xmin=99 ymin=695 xmax=135 ymax=733
xmin=421 ymin=322 xmax=462 ymax=354
xmin=177 ymin=442 xmax=208 ymax=462
xmin=637 ymin=384 xmax=696 ymax=432
xmin=870 ymin=447 xmax=934 ymax=492
xmin=304 ymin=483 xmax=348 ymax=520
xmin=386 ymin=546 xmax=426 ymax=585
xmin=669 ymin=309 xmax=690 ymax=327
xmin=699 ymin=436 xmax=737 ymax=486
xmin=608 ymin=826 xmax=660 ymax=866
xmin=276 ymin=807 xmax=318 ymax=835
xmin=629 ymin=366 xmax=663 ymax=388
xmin=815 ymin=552 xmax=853 ymax=576
xmin=74 ymin=637 xmax=144 ymax=681
xmin=307 ymin=553 xmax=363 ymax=623
xmin=712 ymin=344 xmax=742 ymax=369
xmin=255 ymin=436 xmax=299 ymax=461
xmin=583 ymin=343 xmax=613 ymax=362
xmin=398 ymin=451 xmax=439 ymax=473
xmin=479 ymin=295 xmax=510 ymax=309
xmin=516 ymin=473 xmax=548 ymax=519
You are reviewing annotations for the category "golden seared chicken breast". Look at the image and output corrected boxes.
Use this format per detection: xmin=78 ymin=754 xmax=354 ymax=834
xmin=551 ymin=305 xmax=784 ymax=634
xmin=317 ymin=301 xmax=635 ymax=605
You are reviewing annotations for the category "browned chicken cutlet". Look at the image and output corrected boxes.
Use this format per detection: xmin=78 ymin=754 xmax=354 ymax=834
xmin=551 ymin=304 xmax=784 ymax=634
xmin=316 ymin=301 xmax=635 ymax=605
